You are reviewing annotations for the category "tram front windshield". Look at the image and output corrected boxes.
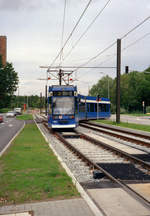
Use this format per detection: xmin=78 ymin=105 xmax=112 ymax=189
xmin=53 ymin=97 xmax=74 ymax=115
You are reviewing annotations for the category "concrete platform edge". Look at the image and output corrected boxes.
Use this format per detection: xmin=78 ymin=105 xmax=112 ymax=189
xmin=0 ymin=121 xmax=25 ymax=158
xmin=35 ymin=121 xmax=104 ymax=216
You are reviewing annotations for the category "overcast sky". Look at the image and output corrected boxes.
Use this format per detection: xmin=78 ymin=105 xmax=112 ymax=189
xmin=0 ymin=0 xmax=150 ymax=95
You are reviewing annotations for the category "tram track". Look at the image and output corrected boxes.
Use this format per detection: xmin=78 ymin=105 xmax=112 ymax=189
xmin=34 ymin=115 xmax=150 ymax=211
xmin=79 ymin=121 xmax=150 ymax=148
xmin=41 ymin=122 xmax=150 ymax=210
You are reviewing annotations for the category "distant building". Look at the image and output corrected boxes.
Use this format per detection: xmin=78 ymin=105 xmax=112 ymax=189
xmin=0 ymin=36 xmax=7 ymax=66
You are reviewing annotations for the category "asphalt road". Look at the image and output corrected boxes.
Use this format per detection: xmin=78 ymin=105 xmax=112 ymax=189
xmin=0 ymin=114 xmax=24 ymax=154
xmin=110 ymin=114 xmax=150 ymax=125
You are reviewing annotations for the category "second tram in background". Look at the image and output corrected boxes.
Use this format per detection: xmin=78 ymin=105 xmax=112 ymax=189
xmin=48 ymin=85 xmax=111 ymax=129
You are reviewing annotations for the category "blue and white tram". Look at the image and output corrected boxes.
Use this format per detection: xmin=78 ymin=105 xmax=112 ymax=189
xmin=48 ymin=85 xmax=78 ymax=129
xmin=78 ymin=94 xmax=111 ymax=120
xmin=47 ymin=85 xmax=111 ymax=129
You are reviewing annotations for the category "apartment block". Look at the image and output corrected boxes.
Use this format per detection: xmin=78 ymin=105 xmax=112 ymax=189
xmin=0 ymin=36 xmax=7 ymax=66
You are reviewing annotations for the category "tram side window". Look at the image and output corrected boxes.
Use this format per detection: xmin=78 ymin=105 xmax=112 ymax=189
xmin=101 ymin=104 xmax=106 ymax=112
xmin=94 ymin=103 xmax=97 ymax=112
xmin=99 ymin=104 xmax=101 ymax=112
xmin=49 ymin=97 xmax=52 ymax=114
xmin=75 ymin=97 xmax=78 ymax=114
xmin=106 ymin=104 xmax=109 ymax=112
xmin=87 ymin=103 xmax=90 ymax=112
xmin=90 ymin=103 xmax=94 ymax=112
xmin=79 ymin=102 xmax=85 ymax=112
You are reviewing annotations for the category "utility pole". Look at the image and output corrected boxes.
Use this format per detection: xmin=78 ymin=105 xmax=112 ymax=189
xmin=107 ymin=77 xmax=109 ymax=99
xmin=45 ymin=85 xmax=47 ymax=116
xmin=116 ymin=39 xmax=121 ymax=123
xmin=59 ymin=69 xmax=62 ymax=85
xmin=40 ymin=92 xmax=42 ymax=114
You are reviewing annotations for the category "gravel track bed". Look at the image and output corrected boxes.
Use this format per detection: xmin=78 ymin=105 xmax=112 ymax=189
xmin=88 ymin=124 xmax=150 ymax=143
xmin=78 ymin=126 xmax=150 ymax=156
xmin=66 ymin=137 xmax=125 ymax=164
xmin=76 ymin=127 xmax=150 ymax=181
xmin=38 ymin=123 xmax=150 ymax=186
xmin=38 ymin=123 xmax=100 ymax=184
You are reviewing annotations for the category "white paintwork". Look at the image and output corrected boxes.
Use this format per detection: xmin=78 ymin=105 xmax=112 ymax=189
xmin=80 ymin=99 xmax=110 ymax=104
xmin=52 ymin=124 xmax=76 ymax=128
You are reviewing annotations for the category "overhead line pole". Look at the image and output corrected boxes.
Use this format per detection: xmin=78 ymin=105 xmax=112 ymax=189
xmin=45 ymin=85 xmax=47 ymax=116
xmin=116 ymin=39 xmax=121 ymax=124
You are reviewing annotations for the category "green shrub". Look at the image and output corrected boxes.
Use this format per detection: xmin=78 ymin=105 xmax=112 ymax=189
xmin=146 ymin=106 xmax=150 ymax=113
xmin=120 ymin=107 xmax=127 ymax=114
xmin=110 ymin=104 xmax=116 ymax=114
xmin=0 ymin=108 xmax=10 ymax=113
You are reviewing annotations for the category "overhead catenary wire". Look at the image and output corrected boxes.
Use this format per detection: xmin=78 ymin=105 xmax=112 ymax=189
xmin=78 ymin=31 xmax=150 ymax=79
xmin=123 ymin=32 xmax=150 ymax=51
xmin=73 ymin=15 xmax=150 ymax=73
xmin=59 ymin=0 xmax=67 ymax=65
xmin=73 ymin=40 xmax=117 ymax=72
xmin=95 ymin=31 xmax=150 ymax=68
xmin=62 ymin=0 xmax=112 ymax=62
xmin=48 ymin=0 xmax=93 ymax=70
xmin=121 ymin=15 xmax=150 ymax=40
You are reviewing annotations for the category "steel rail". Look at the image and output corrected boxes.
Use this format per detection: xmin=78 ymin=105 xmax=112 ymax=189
xmin=84 ymin=121 xmax=150 ymax=140
xmin=80 ymin=132 xmax=150 ymax=171
xmin=42 ymin=123 xmax=150 ymax=210
xmin=80 ymin=122 xmax=150 ymax=148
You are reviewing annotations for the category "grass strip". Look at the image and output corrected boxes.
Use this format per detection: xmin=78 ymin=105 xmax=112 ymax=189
xmin=122 ymin=113 xmax=150 ymax=117
xmin=95 ymin=119 xmax=150 ymax=133
xmin=16 ymin=114 xmax=33 ymax=120
xmin=0 ymin=124 xmax=79 ymax=205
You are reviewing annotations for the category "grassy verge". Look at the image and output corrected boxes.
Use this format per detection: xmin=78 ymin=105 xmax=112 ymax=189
xmin=95 ymin=119 xmax=150 ymax=133
xmin=0 ymin=108 xmax=10 ymax=113
xmin=0 ymin=124 xmax=79 ymax=205
xmin=122 ymin=113 xmax=150 ymax=117
xmin=16 ymin=114 xmax=33 ymax=120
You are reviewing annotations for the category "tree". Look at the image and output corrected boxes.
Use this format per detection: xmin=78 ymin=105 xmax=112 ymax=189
xmin=89 ymin=67 xmax=150 ymax=113
xmin=0 ymin=55 xmax=19 ymax=108
xmin=89 ymin=75 xmax=113 ymax=99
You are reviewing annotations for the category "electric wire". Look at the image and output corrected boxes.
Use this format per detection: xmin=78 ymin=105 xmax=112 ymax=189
xmin=59 ymin=0 xmax=67 ymax=66
xmin=121 ymin=15 xmax=150 ymax=40
xmin=73 ymin=40 xmax=116 ymax=72
xmin=73 ymin=15 xmax=150 ymax=73
xmin=77 ymin=31 xmax=150 ymax=79
xmin=62 ymin=0 xmax=112 ymax=62
xmin=97 ymin=31 xmax=150 ymax=67
xmin=48 ymin=0 xmax=93 ymax=70
xmin=123 ymin=32 xmax=150 ymax=51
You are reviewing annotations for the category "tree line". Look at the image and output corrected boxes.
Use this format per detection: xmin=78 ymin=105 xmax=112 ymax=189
xmin=89 ymin=66 xmax=150 ymax=113
xmin=0 ymin=55 xmax=44 ymax=110
xmin=0 ymin=56 xmax=18 ymax=108
xmin=12 ymin=95 xmax=45 ymax=109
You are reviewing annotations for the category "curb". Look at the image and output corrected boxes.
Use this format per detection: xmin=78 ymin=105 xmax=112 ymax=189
xmin=0 ymin=121 xmax=25 ymax=158
xmin=35 ymin=121 xmax=104 ymax=216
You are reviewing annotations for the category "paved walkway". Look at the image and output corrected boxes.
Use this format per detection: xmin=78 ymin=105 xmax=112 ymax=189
xmin=0 ymin=198 xmax=95 ymax=216
xmin=110 ymin=114 xmax=150 ymax=125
